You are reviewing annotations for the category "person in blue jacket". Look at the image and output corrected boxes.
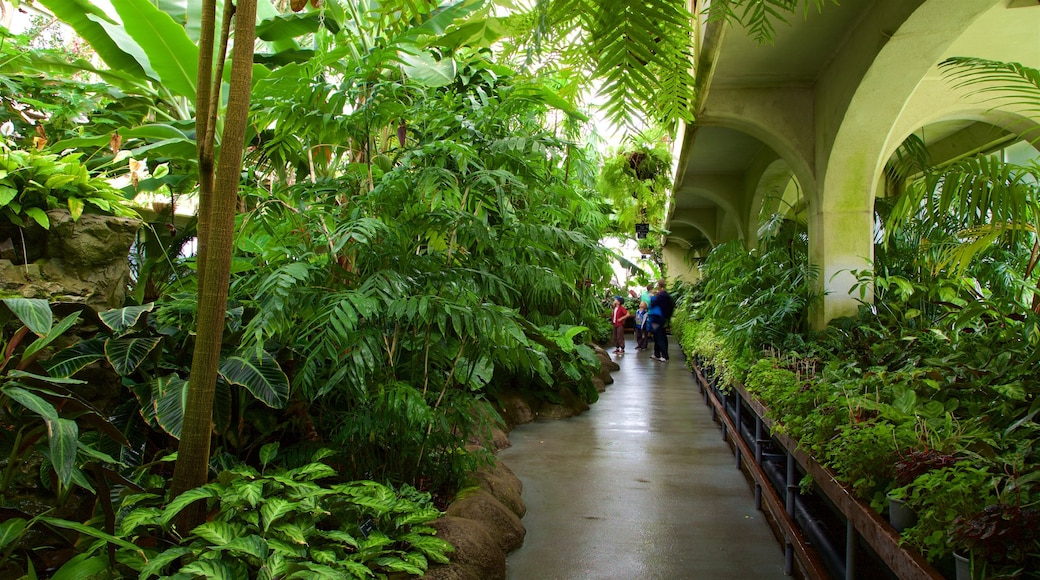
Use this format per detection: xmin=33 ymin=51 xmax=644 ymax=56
xmin=648 ymin=280 xmax=674 ymax=361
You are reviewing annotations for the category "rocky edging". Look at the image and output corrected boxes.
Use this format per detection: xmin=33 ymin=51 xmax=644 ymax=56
xmin=419 ymin=345 xmax=619 ymax=579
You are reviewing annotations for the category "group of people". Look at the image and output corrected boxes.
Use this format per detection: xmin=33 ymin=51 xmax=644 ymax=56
xmin=609 ymin=280 xmax=674 ymax=361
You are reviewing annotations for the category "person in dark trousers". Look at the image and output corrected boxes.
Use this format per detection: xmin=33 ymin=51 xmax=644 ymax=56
xmin=648 ymin=280 xmax=674 ymax=361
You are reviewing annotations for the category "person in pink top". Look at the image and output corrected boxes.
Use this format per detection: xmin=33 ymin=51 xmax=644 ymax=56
xmin=610 ymin=296 xmax=631 ymax=354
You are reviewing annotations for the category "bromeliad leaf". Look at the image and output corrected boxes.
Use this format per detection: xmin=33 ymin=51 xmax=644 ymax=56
xmin=23 ymin=312 xmax=81 ymax=360
xmin=218 ymin=351 xmax=289 ymax=408
xmin=104 ymin=337 xmax=161 ymax=375
xmin=2 ymin=298 xmax=52 ymax=335
xmin=98 ymin=303 xmax=155 ymax=333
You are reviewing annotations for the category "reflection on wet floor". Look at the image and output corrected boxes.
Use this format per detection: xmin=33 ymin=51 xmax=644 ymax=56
xmin=500 ymin=339 xmax=787 ymax=580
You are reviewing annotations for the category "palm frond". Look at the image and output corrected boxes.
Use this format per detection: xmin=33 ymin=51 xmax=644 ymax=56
xmin=940 ymin=57 xmax=1040 ymax=125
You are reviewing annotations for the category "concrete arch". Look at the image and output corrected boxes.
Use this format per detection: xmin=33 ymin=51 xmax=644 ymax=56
xmin=672 ymin=183 xmax=746 ymax=241
xmin=812 ymin=0 xmax=1004 ymax=324
xmin=886 ymin=108 xmax=1040 ymax=171
xmin=696 ymin=91 xmax=817 ymax=210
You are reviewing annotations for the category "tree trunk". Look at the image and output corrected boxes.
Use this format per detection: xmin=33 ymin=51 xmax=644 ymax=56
xmin=169 ymin=0 xmax=257 ymax=531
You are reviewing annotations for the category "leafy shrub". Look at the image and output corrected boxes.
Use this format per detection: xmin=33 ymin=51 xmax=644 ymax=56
xmin=0 ymin=142 xmax=137 ymax=228
xmin=105 ymin=446 xmax=452 ymax=579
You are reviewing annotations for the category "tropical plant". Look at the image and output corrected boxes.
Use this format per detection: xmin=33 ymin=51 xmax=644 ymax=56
xmin=0 ymin=141 xmax=138 ymax=230
xmin=80 ymin=445 xmax=452 ymax=579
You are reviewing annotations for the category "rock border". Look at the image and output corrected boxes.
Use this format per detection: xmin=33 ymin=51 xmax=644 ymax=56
xmin=421 ymin=344 xmax=618 ymax=579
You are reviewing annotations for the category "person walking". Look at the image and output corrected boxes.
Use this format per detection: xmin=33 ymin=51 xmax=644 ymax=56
xmin=648 ymin=280 xmax=674 ymax=361
xmin=610 ymin=296 xmax=631 ymax=354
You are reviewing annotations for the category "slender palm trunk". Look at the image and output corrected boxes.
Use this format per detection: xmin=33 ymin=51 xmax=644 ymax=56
xmin=170 ymin=0 xmax=257 ymax=530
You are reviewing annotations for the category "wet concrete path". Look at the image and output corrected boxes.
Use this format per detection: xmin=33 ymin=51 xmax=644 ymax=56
xmin=500 ymin=338 xmax=787 ymax=579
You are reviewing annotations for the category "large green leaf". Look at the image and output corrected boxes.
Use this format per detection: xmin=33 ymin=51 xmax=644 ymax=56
xmin=100 ymin=303 xmax=155 ymax=334
xmin=3 ymin=386 xmax=59 ymax=421
xmin=104 ymin=337 xmax=162 ymax=375
xmin=37 ymin=517 xmax=144 ymax=554
xmin=399 ymin=49 xmax=456 ymax=87
xmin=152 ymin=375 xmax=189 ymax=439
xmin=36 ymin=0 xmax=149 ymax=78
xmin=44 ymin=339 xmax=106 ymax=378
xmin=23 ymin=312 xmax=81 ymax=359
xmin=49 ymin=554 xmax=110 ymax=580
xmin=179 ymin=560 xmax=235 ymax=580
xmin=218 ymin=352 xmax=289 ymax=408
xmin=47 ymin=417 xmax=79 ymax=488
xmin=256 ymin=12 xmax=340 ymax=41
xmin=110 ymin=0 xmax=200 ymax=99
xmin=2 ymin=298 xmax=52 ymax=335
xmin=191 ymin=521 xmax=244 ymax=546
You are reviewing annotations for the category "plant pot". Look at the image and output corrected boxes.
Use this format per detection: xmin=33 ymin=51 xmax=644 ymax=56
xmin=953 ymin=551 xmax=971 ymax=580
xmin=887 ymin=494 xmax=917 ymax=532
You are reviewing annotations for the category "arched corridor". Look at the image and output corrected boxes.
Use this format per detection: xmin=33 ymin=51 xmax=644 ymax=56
xmin=501 ymin=341 xmax=786 ymax=579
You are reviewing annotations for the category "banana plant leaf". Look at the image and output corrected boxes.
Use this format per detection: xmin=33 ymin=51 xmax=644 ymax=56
xmin=110 ymin=0 xmax=199 ymax=99
xmin=36 ymin=0 xmax=150 ymax=79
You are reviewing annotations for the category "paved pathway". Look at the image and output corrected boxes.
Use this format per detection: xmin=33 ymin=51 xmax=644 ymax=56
xmin=500 ymin=338 xmax=787 ymax=579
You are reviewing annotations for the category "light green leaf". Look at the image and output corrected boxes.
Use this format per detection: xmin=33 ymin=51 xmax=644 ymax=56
xmin=191 ymin=520 xmax=243 ymax=546
xmin=273 ymin=522 xmax=308 ymax=545
xmin=260 ymin=497 xmax=294 ymax=532
xmin=260 ymin=442 xmax=279 ymax=469
xmin=66 ymin=197 xmax=84 ymax=221
xmin=49 ymin=553 xmax=109 ymax=580
xmin=161 ymin=484 xmax=219 ymax=525
xmin=35 ymin=0 xmax=149 ymax=77
xmin=104 ymin=337 xmax=161 ymax=375
xmin=0 ymin=185 xmax=16 ymax=207
xmin=214 ymin=535 xmax=269 ymax=559
xmin=399 ymin=49 xmax=456 ymax=87
xmin=2 ymin=298 xmax=52 ymax=335
xmin=24 ymin=207 xmax=49 ymax=228
xmin=47 ymin=417 xmax=79 ymax=488
xmin=179 ymin=559 xmax=235 ymax=580
xmin=110 ymin=0 xmax=199 ymax=98
xmin=138 ymin=546 xmax=192 ymax=578
xmin=218 ymin=351 xmax=289 ymax=408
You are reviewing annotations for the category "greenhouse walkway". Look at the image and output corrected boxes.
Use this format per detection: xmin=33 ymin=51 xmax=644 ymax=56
xmin=499 ymin=338 xmax=788 ymax=579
